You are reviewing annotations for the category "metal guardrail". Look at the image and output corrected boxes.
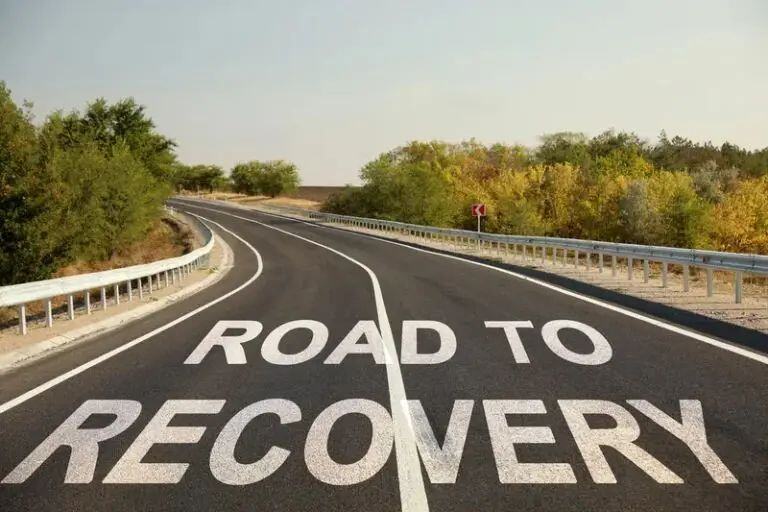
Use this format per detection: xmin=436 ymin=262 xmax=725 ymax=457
xmin=0 ymin=209 xmax=214 ymax=335
xmin=267 ymin=205 xmax=768 ymax=304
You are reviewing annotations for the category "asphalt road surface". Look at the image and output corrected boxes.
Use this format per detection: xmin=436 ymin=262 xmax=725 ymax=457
xmin=1 ymin=198 xmax=766 ymax=511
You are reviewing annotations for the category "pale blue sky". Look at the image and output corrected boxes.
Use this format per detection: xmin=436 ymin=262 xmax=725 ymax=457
xmin=1 ymin=0 xmax=766 ymax=184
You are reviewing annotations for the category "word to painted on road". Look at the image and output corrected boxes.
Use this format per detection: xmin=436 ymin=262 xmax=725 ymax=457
xmin=471 ymin=203 xmax=486 ymax=217
xmin=2 ymin=319 xmax=738 ymax=487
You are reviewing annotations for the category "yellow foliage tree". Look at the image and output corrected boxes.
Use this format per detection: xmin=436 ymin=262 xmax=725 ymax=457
xmin=711 ymin=177 xmax=768 ymax=253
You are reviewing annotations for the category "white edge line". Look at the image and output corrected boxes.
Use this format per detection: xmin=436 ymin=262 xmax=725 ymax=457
xmin=184 ymin=200 xmax=768 ymax=367
xmin=0 ymin=214 xmax=264 ymax=415
xmin=178 ymin=202 xmax=430 ymax=512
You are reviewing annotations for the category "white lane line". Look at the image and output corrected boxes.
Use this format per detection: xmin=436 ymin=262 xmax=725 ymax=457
xmin=0 ymin=215 xmax=264 ymax=415
xmin=186 ymin=200 xmax=768 ymax=367
xmin=178 ymin=204 xmax=430 ymax=512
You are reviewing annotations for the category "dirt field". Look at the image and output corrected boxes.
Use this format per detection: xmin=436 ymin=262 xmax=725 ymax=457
xmin=287 ymin=186 xmax=348 ymax=202
xmin=184 ymin=191 xmax=324 ymax=211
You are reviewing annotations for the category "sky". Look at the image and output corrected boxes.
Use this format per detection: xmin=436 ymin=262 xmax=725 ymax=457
xmin=1 ymin=0 xmax=766 ymax=185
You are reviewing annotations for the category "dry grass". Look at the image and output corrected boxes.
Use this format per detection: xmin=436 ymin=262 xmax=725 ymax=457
xmin=183 ymin=191 xmax=322 ymax=211
xmin=55 ymin=218 xmax=191 ymax=277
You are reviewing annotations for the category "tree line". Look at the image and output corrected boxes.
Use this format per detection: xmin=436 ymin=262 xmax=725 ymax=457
xmin=170 ymin=160 xmax=299 ymax=198
xmin=323 ymin=132 xmax=768 ymax=254
xmin=0 ymin=82 xmax=301 ymax=286
xmin=0 ymin=83 xmax=175 ymax=285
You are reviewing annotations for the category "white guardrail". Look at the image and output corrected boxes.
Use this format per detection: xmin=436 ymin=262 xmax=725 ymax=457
xmin=268 ymin=205 xmax=768 ymax=304
xmin=0 ymin=208 xmax=214 ymax=335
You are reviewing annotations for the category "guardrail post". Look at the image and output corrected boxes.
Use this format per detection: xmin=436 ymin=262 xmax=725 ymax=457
xmin=85 ymin=290 xmax=91 ymax=314
xmin=127 ymin=280 xmax=133 ymax=301
xmin=138 ymin=278 xmax=144 ymax=299
xmin=551 ymin=247 xmax=557 ymax=265
xmin=611 ymin=255 xmax=617 ymax=276
xmin=67 ymin=294 xmax=75 ymax=320
xmin=45 ymin=299 xmax=53 ymax=328
xmin=682 ymin=265 xmax=690 ymax=292
xmin=643 ymin=260 xmax=650 ymax=283
xmin=18 ymin=304 xmax=27 ymax=335
xmin=165 ymin=270 xmax=170 ymax=287
xmin=734 ymin=271 xmax=743 ymax=304
xmin=101 ymin=287 xmax=107 ymax=310
xmin=627 ymin=257 xmax=634 ymax=280
xmin=114 ymin=284 xmax=120 ymax=305
xmin=598 ymin=253 xmax=604 ymax=273
xmin=661 ymin=262 xmax=668 ymax=288
xmin=586 ymin=253 xmax=592 ymax=271
xmin=540 ymin=246 xmax=546 ymax=264
xmin=706 ymin=269 xmax=714 ymax=297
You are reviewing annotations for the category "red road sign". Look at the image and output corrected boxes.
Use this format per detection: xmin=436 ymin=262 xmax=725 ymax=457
xmin=471 ymin=203 xmax=486 ymax=217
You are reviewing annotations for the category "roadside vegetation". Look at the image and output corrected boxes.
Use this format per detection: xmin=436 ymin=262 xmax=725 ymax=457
xmin=0 ymin=82 xmax=303 ymax=286
xmin=171 ymin=160 xmax=300 ymax=198
xmin=323 ymin=133 xmax=768 ymax=254
xmin=230 ymin=160 xmax=299 ymax=197
xmin=0 ymin=82 xmax=177 ymax=285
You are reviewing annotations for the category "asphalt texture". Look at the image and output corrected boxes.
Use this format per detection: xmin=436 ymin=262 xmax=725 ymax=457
xmin=0 ymin=198 xmax=766 ymax=511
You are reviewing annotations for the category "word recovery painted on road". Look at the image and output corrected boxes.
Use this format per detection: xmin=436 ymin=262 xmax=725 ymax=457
xmin=2 ymin=319 xmax=737 ymax=487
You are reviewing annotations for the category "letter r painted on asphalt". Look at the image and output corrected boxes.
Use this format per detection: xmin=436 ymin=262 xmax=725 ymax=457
xmin=2 ymin=400 xmax=142 ymax=484
xmin=185 ymin=321 xmax=263 ymax=364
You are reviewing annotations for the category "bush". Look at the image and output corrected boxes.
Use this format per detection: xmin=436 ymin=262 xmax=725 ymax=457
xmin=231 ymin=160 xmax=300 ymax=197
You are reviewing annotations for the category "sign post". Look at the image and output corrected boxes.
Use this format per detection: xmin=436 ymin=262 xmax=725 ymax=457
xmin=471 ymin=203 xmax=486 ymax=233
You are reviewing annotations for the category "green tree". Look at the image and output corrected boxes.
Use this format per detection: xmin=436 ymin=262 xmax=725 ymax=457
xmin=173 ymin=164 xmax=225 ymax=192
xmin=1 ymin=85 xmax=176 ymax=284
xmin=231 ymin=162 xmax=262 ymax=195
xmin=258 ymin=160 xmax=300 ymax=197
xmin=48 ymin=98 xmax=177 ymax=179
xmin=0 ymin=82 xmax=59 ymax=284
xmin=231 ymin=160 xmax=300 ymax=197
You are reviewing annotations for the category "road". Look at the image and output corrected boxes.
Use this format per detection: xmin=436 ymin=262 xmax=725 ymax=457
xmin=0 ymin=198 xmax=766 ymax=511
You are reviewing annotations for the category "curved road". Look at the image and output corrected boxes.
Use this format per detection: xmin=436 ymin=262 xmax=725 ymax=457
xmin=0 ymin=199 xmax=766 ymax=511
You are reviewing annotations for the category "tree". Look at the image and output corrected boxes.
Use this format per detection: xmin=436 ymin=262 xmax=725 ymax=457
xmin=48 ymin=98 xmax=177 ymax=179
xmin=231 ymin=160 xmax=300 ymax=197
xmin=536 ymin=132 xmax=591 ymax=168
xmin=258 ymin=160 xmax=300 ymax=197
xmin=0 ymin=85 xmax=176 ymax=284
xmin=618 ymin=180 xmax=659 ymax=244
xmin=0 ymin=82 xmax=59 ymax=284
xmin=231 ymin=162 xmax=262 ymax=195
xmin=711 ymin=177 xmax=768 ymax=253
xmin=173 ymin=164 xmax=225 ymax=193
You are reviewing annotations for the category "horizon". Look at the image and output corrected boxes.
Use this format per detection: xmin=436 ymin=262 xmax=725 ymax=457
xmin=1 ymin=0 xmax=766 ymax=185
